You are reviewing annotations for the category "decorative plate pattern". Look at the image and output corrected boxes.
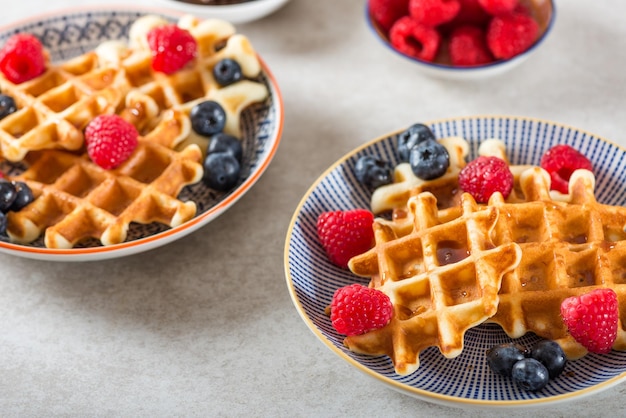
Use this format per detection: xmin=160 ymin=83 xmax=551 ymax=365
xmin=0 ymin=7 xmax=283 ymax=261
xmin=285 ymin=116 xmax=626 ymax=407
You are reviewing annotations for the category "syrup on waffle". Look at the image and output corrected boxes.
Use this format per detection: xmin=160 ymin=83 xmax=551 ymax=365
xmin=370 ymin=135 xmax=470 ymax=215
xmin=6 ymin=111 xmax=203 ymax=248
xmin=346 ymin=191 xmax=522 ymax=375
xmin=486 ymin=167 xmax=626 ymax=359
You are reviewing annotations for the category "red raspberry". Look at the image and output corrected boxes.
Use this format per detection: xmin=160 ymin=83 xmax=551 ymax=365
xmin=317 ymin=209 xmax=375 ymax=269
xmin=561 ymin=288 xmax=619 ymax=354
xmin=370 ymin=0 xmax=410 ymax=33
xmin=85 ymin=114 xmax=139 ymax=170
xmin=147 ymin=25 xmax=197 ymax=75
xmin=330 ymin=284 xmax=393 ymax=336
xmin=448 ymin=25 xmax=493 ymax=66
xmin=458 ymin=156 xmax=513 ymax=203
xmin=540 ymin=144 xmax=593 ymax=194
xmin=477 ymin=0 xmax=518 ymax=15
xmin=452 ymin=0 xmax=491 ymax=26
xmin=409 ymin=0 xmax=461 ymax=27
xmin=486 ymin=11 xmax=539 ymax=59
xmin=0 ymin=33 xmax=46 ymax=84
xmin=389 ymin=16 xmax=441 ymax=61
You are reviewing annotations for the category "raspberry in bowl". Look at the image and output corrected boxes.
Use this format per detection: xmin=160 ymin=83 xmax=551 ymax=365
xmin=367 ymin=0 xmax=555 ymax=79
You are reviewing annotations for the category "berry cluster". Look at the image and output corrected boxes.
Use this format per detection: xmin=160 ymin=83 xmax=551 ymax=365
xmin=0 ymin=178 xmax=34 ymax=237
xmin=487 ymin=340 xmax=567 ymax=391
xmin=370 ymin=0 xmax=541 ymax=66
xmin=355 ymin=123 xmax=451 ymax=190
xmin=459 ymin=143 xmax=593 ymax=203
xmin=189 ymin=91 xmax=246 ymax=192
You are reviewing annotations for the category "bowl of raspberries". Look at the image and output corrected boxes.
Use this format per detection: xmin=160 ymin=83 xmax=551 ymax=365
xmin=367 ymin=0 xmax=555 ymax=79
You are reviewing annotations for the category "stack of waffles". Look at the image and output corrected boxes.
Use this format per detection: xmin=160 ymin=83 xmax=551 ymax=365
xmin=0 ymin=14 xmax=269 ymax=248
xmin=344 ymin=136 xmax=626 ymax=375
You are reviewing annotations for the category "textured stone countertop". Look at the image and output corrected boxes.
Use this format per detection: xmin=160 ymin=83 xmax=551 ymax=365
xmin=1 ymin=0 xmax=625 ymax=416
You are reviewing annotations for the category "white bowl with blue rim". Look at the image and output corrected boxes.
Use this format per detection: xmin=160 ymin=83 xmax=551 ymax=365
xmin=153 ymin=0 xmax=291 ymax=24
xmin=0 ymin=6 xmax=284 ymax=261
xmin=285 ymin=115 xmax=626 ymax=408
xmin=366 ymin=0 xmax=556 ymax=80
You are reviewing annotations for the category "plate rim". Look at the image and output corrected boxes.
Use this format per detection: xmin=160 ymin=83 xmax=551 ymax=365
xmin=284 ymin=114 xmax=626 ymax=408
xmin=0 ymin=5 xmax=284 ymax=261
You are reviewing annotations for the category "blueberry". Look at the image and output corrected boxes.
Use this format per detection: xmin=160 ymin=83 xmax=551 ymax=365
xmin=354 ymin=155 xmax=393 ymax=189
xmin=0 ymin=94 xmax=17 ymax=120
xmin=486 ymin=343 xmax=528 ymax=377
xmin=213 ymin=58 xmax=243 ymax=87
xmin=398 ymin=123 xmax=436 ymax=162
xmin=208 ymin=133 xmax=243 ymax=163
xmin=190 ymin=101 xmax=226 ymax=137
xmin=0 ymin=212 xmax=6 ymax=237
xmin=203 ymin=152 xmax=241 ymax=192
xmin=9 ymin=181 xmax=34 ymax=212
xmin=409 ymin=139 xmax=450 ymax=180
xmin=531 ymin=340 xmax=567 ymax=379
xmin=0 ymin=179 xmax=17 ymax=212
xmin=511 ymin=358 xmax=550 ymax=391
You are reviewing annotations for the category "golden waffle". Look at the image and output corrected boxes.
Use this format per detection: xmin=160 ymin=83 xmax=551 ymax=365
xmin=0 ymin=14 xmax=268 ymax=162
xmin=346 ymin=191 xmax=522 ymax=375
xmin=97 ymin=15 xmax=268 ymax=145
xmin=486 ymin=167 xmax=626 ymax=359
xmin=0 ymin=51 xmax=130 ymax=161
xmin=6 ymin=111 xmax=203 ymax=248
xmin=370 ymin=135 xmax=470 ymax=215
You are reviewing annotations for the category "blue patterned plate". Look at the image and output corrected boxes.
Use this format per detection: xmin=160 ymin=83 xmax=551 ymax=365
xmin=0 ymin=7 xmax=283 ymax=261
xmin=285 ymin=116 xmax=626 ymax=407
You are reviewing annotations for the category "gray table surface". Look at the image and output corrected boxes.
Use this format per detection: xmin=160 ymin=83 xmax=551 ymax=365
xmin=1 ymin=0 xmax=625 ymax=416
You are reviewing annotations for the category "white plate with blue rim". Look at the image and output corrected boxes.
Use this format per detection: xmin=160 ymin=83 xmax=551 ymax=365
xmin=284 ymin=115 xmax=626 ymax=408
xmin=0 ymin=6 xmax=283 ymax=261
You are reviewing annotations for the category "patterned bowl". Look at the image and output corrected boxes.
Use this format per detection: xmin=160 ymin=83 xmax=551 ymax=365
xmin=0 ymin=7 xmax=283 ymax=261
xmin=366 ymin=0 xmax=556 ymax=80
xmin=285 ymin=116 xmax=626 ymax=407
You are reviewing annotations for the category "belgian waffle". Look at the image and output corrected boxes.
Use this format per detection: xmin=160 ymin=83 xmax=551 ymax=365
xmin=98 ymin=15 xmax=268 ymax=144
xmin=1 ymin=14 xmax=270 ymax=248
xmin=346 ymin=191 xmax=522 ymax=375
xmin=370 ymin=135 xmax=470 ymax=215
xmin=486 ymin=167 xmax=626 ymax=359
xmin=0 ymin=14 xmax=268 ymax=162
xmin=0 ymin=51 xmax=130 ymax=161
xmin=6 ymin=111 xmax=203 ymax=248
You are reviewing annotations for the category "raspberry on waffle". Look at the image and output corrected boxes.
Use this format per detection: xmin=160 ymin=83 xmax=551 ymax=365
xmin=486 ymin=167 xmax=626 ymax=359
xmin=347 ymin=191 xmax=522 ymax=375
xmin=0 ymin=51 xmax=130 ymax=161
xmin=0 ymin=14 xmax=268 ymax=162
xmin=98 ymin=15 xmax=268 ymax=141
xmin=6 ymin=111 xmax=203 ymax=248
xmin=0 ymin=14 xmax=271 ymax=249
